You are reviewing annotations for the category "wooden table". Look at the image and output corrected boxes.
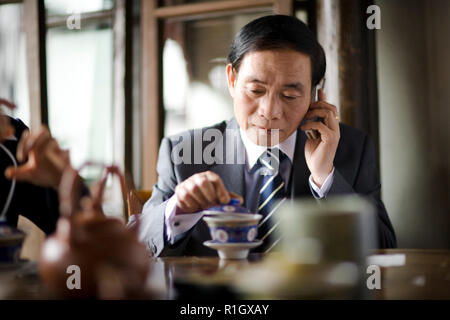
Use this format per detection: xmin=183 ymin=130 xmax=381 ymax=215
xmin=370 ymin=249 xmax=450 ymax=299
xmin=1 ymin=249 xmax=449 ymax=299
xmin=148 ymin=249 xmax=450 ymax=299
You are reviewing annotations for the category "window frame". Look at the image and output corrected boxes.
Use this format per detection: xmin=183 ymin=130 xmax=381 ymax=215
xmin=1 ymin=0 xmax=137 ymax=183
xmin=0 ymin=0 xmax=137 ymax=219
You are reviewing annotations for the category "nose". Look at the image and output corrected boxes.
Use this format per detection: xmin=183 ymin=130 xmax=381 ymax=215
xmin=257 ymin=92 xmax=282 ymax=121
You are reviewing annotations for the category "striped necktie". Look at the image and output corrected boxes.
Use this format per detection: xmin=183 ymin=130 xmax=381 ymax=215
xmin=256 ymin=148 xmax=289 ymax=253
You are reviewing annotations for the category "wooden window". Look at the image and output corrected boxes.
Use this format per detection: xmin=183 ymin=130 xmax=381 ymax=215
xmin=0 ymin=0 xmax=136 ymax=218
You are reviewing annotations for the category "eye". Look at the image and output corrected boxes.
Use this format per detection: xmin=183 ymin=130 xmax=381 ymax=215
xmin=250 ymin=89 xmax=264 ymax=95
xmin=283 ymin=95 xmax=298 ymax=100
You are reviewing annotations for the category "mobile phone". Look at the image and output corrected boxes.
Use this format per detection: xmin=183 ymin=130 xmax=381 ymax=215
xmin=305 ymin=78 xmax=326 ymax=140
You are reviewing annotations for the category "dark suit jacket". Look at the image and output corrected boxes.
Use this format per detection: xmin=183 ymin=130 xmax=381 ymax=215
xmin=131 ymin=118 xmax=396 ymax=257
xmin=1 ymin=118 xmax=60 ymax=235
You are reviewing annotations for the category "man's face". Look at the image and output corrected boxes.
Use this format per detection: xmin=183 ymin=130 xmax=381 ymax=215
xmin=227 ymin=49 xmax=312 ymax=146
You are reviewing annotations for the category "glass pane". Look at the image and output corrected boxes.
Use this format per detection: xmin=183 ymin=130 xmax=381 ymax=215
xmin=45 ymin=0 xmax=114 ymax=16
xmin=46 ymin=25 xmax=114 ymax=182
xmin=163 ymin=11 xmax=272 ymax=137
xmin=296 ymin=9 xmax=308 ymax=25
xmin=0 ymin=3 xmax=30 ymax=125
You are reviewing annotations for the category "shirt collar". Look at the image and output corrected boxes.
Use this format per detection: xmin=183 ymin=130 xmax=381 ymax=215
xmin=239 ymin=127 xmax=297 ymax=170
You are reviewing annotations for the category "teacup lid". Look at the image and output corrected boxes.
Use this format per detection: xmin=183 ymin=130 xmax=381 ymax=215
xmin=202 ymin=198 xmax=251 ymax=215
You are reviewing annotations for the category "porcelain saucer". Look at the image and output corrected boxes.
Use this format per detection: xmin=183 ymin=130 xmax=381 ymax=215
xmin=203 ymin=240 xmax=263 ymax=259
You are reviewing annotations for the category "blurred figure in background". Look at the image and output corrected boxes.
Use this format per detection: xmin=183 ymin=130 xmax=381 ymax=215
xmin=1 ymin=98 xmax=70 ymax=234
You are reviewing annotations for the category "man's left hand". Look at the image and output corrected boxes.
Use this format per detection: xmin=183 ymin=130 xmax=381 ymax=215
xmin=300 ymin=89 xmax=340 ymax=187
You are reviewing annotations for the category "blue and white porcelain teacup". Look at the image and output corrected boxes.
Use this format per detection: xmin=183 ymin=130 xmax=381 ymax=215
xmin=203 ymin=213 xmax=262 ymax=243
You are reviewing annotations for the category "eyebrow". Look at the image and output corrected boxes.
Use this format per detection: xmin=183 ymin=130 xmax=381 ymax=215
xmin=284 ymin=82 xmax=304 ymax=90
xmin=245 ymin=78 xmax=304 ymax=90
xmin=245 ymin=78 xmax=265 ymax=84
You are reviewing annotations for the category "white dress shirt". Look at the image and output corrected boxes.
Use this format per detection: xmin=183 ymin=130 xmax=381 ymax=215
xmin=164 ymin=129 xmax=335 ymax=244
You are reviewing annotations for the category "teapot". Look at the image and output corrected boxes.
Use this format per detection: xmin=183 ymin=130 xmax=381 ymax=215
xmin=39 ymin=163 xmax=151 ymax=299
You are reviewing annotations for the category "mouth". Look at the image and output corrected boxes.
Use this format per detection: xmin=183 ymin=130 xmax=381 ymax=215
xmin=255 ymin=126 xmax=279 ymax=135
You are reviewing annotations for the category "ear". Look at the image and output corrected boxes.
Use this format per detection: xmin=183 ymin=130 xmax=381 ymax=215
xmin=226 ymin=64 xmax=237 ymax=98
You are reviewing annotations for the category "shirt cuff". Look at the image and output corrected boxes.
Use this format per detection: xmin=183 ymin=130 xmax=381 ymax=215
xmin=164 ymin=194 xmax=203 ymax=244
xmin=309 ymin=167 xmax=335 ymax=199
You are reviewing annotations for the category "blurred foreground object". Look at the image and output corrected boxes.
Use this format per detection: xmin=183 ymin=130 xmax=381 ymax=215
xmin=278 ymin=196 xmax=376 ymax=265
xmin=2 ymin=122 xmax=70 ymax=258
xmin=0 ymin=98 xmax=22 ymax=265
xmin=234 ymin=196 xmax=376 ymax=298
xmin=39 ymin=163 xmax=151 ymax=299
xmin=5 ymin=126 xmax=70 ymax=190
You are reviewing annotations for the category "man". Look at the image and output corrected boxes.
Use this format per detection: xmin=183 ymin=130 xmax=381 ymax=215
xmin=1 ymin=99 xmax=70 ymax=234
xmin=131 ymin=15 xmax=396 ymax=257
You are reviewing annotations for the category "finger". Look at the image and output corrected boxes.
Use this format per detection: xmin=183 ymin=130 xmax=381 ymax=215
xmin=193 ymin=175 xmax=218 ymax=205
xmin=318 ymin=88 xmax=326 ymax=101
xmin=304 ymin=108 xmax=338 ymax=131
xmin=61 ymin=150 xmax=70 ymax=164
xmin=206 ymin=171 xmax=229 ymax=204
xmin=16 ymin=130 xmax=30 ymax=162
xmin=301 ymin=121 xmax=334 ymax=142
xmin=309 ymin=101 xmax=338 ymax=117
xmin=4 ymin=164 xmax=33 ymax=181
xmin=184 ymin=179 xmax=211 ymax=209
xmin=175 ymin=185 xmax=200 ymax=212
xmin=80 ymin=196 xmax=94 ymax=212
xmin=24 ymin=127 xmax=52 ymax=156
xmin=0 ymin=98 xmax=16 ymax=110
xmin=35 ymin=136 xmax=55 ymax=161
xmin=48 ymin=140 xmax=69 ymax=163
xmin=229 ymin=192 xmax=244 ymax=205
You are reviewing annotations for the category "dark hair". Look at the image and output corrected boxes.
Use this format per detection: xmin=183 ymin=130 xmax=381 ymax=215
xmin=227 ymin=15 xmax=326 ymax=87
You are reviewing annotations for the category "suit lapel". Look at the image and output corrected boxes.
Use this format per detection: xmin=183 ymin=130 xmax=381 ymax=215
xmin=208 ymin=121 xmax=311 ymax=201
xmin=209 ymin=118 xmax=246 ymax=200
xmin=289 ymin=129 xmax=311 ymax=198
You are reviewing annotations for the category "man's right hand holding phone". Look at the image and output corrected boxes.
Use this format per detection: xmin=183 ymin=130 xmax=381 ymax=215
xmin=301 ymin=88 xmax=340 ymax=188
